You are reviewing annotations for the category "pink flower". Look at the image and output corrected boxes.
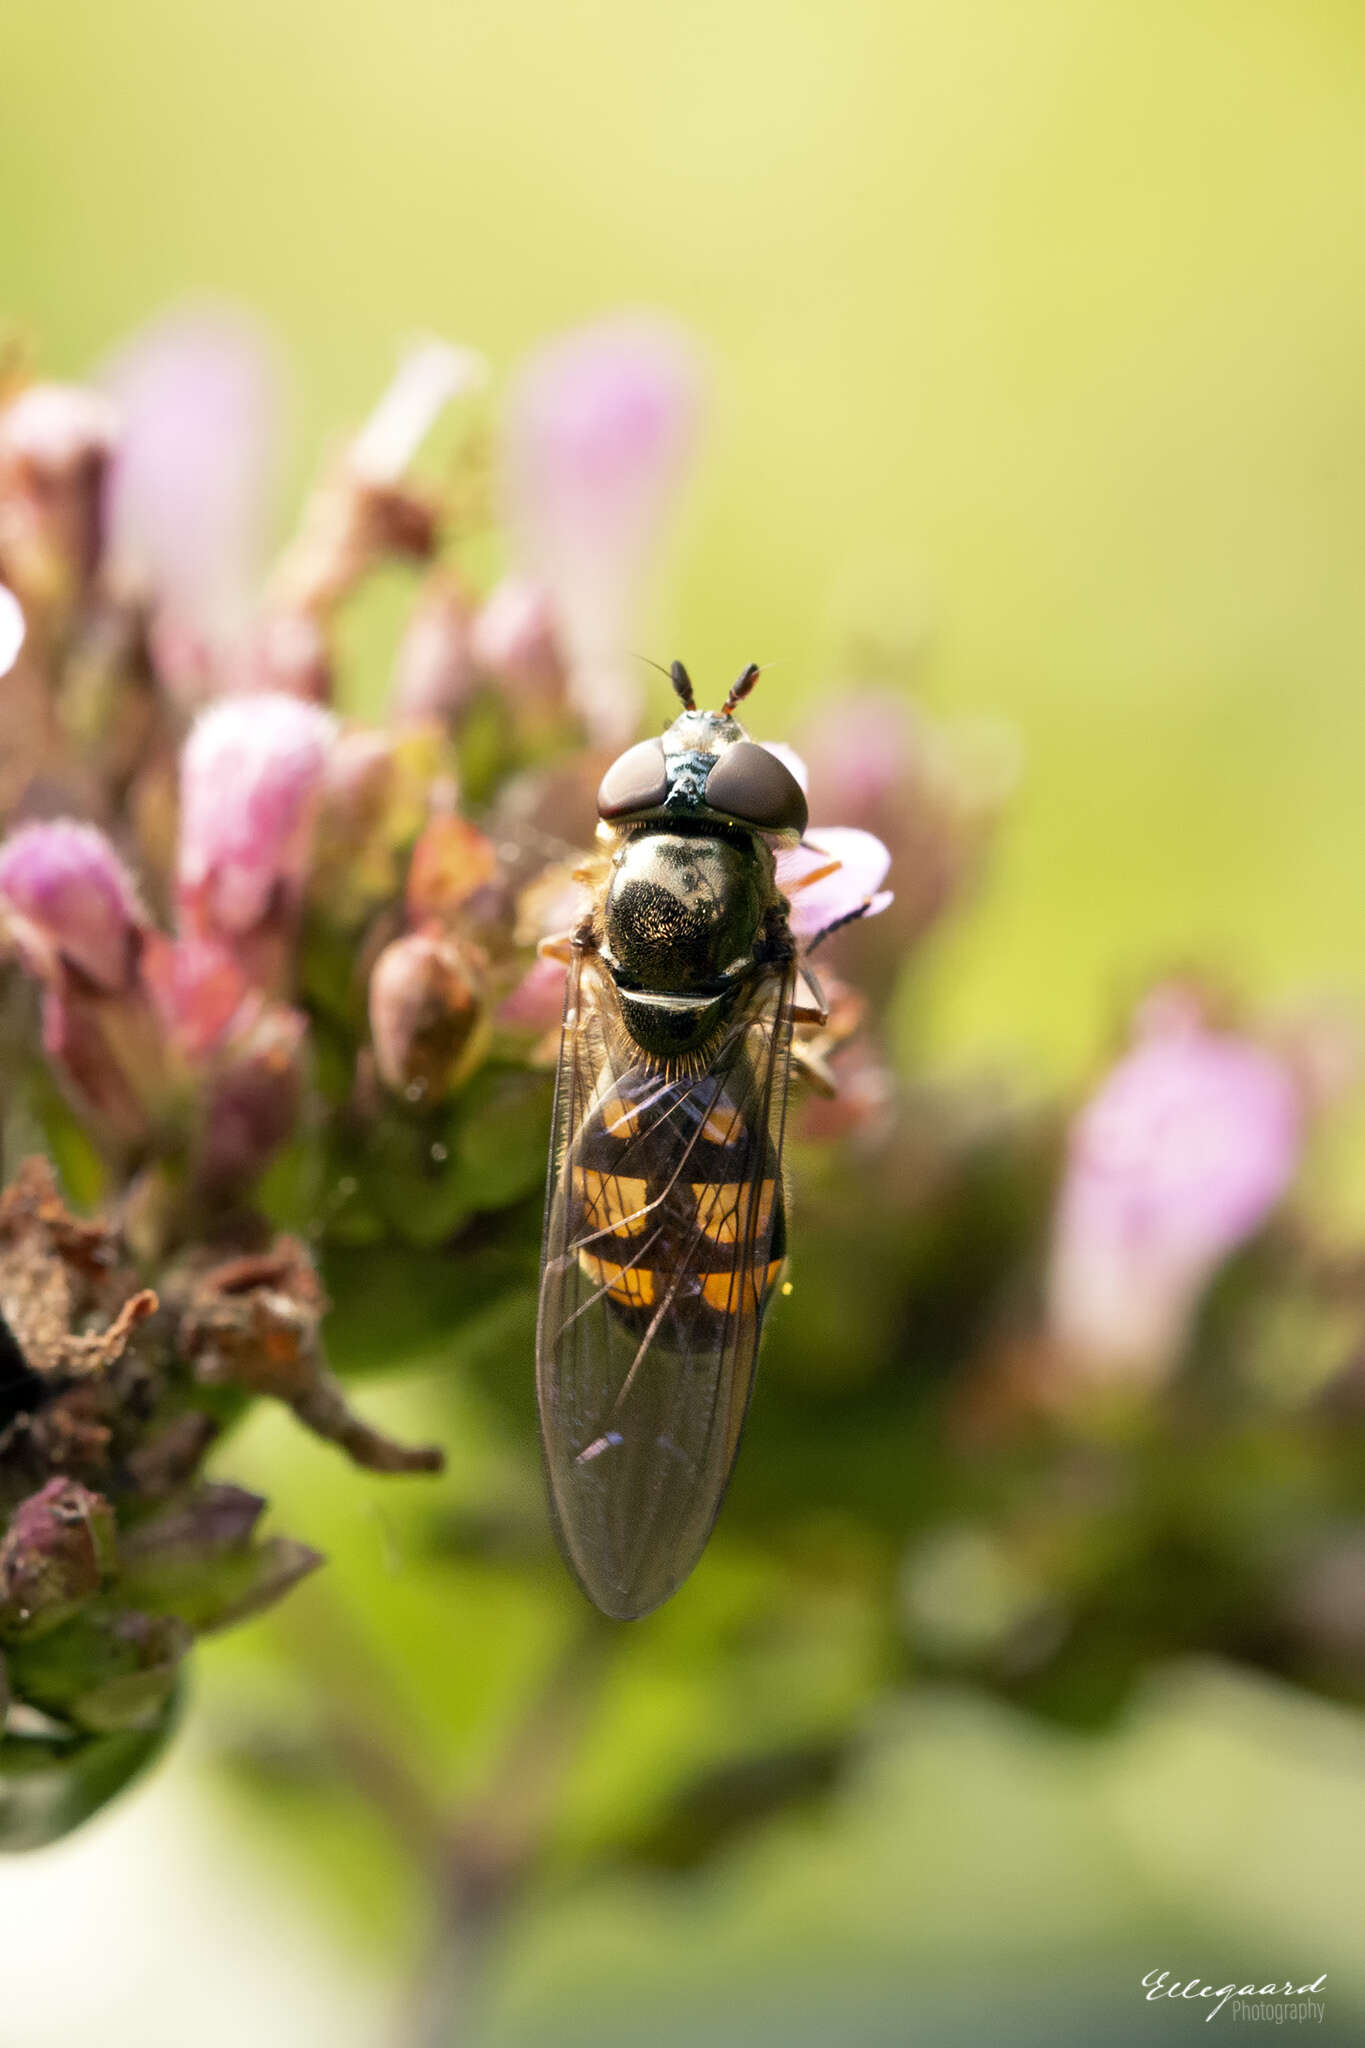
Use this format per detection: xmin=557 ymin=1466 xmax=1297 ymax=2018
xmin=178 ymin=693 xmax=336 ymax=987
xmin=502 ymin=316 xmax=702 ymax=746
xmin=1047 ymin=1021 xmax=1304 ymax=1383
xmin=0 ymin=819 xmax=146 ymax=992
xmin=101 ymin=307 xmax=282 ymax=677
xmin=767 ymin=745 xmax=894 ymax=945
xmin=779 ymin=827 xmax=894 ymax=945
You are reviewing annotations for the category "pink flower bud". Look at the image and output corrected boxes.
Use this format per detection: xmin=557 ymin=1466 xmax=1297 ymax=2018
xmin=239 ymin=609 xmax=333 ymax=703
xmin=1047 ymin=1023 xmax=1303 ymax=1384
xmin=391 ymin=578 xmax=479 ymax=728
xmin=178 ymin=693 xmax=336 ymax=988
xmin=0 ymin=382 xmax=119 ymax=607
xmin=470 ymin=575 xmax=567 ymax=709
xmin=0 ymin=819 xmax=146 ymax=992
xmin=141 ymin=932 xmax=253 ymax=1061
xmin=502 ymin=316 xmax=702 ymax=745
xmin=369 ymin=929 xmax=487 ymax=1102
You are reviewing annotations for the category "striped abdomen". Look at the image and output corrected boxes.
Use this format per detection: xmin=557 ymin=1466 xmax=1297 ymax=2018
xmin=570 ymin=1074 xmax=785 ymax=1329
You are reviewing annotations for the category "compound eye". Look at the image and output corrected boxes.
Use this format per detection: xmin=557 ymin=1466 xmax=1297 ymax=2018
xmin=704 ymin=741 xmax=808 ymax=838
xmin=597 ymin=738 xmax=669 ymax=820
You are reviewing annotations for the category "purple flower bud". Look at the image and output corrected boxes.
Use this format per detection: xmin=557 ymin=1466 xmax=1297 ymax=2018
xmin=0 ymin=819 xmax=146 ymax=992
xmin=101 ymin=307 xmax=282 ymax=667
xmin=369 ymin=929 xmax=487 ymax=1101
xmin=1047 ymin=1022 xmax=1304 ymax=1383
xmin=0 ymin=1478 xmax=116 ymax=1638
xmin=0 ymin=826 xmax=164 ymax=1143
xmin=178 ymin=693 xmax=336 ymax=988
xmin=391 ymin=577 xmax=479 ymax=728
xmin=502 ymin=316 xmax=702 ymax=745
xmin=198 ymin=1001 xmax=307 ymax=1192
xmin=119 ymin=1483 xmax=265 ymax=1566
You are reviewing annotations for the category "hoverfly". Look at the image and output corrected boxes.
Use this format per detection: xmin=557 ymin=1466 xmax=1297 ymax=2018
xmin=535 ymin=660 xmax=871 ymax=1620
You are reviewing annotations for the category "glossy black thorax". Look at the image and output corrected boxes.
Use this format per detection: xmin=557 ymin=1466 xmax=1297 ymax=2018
xmin=601 ymin=825 xmax=773 ymax=1057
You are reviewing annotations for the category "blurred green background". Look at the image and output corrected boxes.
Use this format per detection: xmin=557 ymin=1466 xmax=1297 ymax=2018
xmin=4 ymin=1 xmax=1365 ymax=2042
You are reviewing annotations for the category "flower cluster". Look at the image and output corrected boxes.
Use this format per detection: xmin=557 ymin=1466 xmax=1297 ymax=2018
xmin=0 ymin=306 xmax=1358 ymax=1858
xmin=0 ymin=312 xmax=913 ymax=1832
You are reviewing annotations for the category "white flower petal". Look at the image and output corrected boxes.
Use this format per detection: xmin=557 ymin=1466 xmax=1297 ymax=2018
xmin=0 ymin=585 xmax=26 ymax=678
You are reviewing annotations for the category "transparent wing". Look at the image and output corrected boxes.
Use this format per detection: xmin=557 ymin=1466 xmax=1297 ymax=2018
xmin=535 ymin=947 xmax=796 ymax=1619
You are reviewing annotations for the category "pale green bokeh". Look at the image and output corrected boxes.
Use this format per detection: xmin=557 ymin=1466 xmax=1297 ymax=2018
xmin=6 ymin=0 xmax=1364 ymax=1087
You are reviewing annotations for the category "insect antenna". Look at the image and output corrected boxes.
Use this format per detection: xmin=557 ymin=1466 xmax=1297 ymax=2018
xmin=669 ymin=659 xmax=696 ymax=710
xmin=720 ymin=661 xmax=761 ymax=716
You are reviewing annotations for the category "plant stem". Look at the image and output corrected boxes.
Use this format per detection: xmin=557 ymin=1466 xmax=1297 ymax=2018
xmin=402 ymin=1616 xmax=614 ymax=2048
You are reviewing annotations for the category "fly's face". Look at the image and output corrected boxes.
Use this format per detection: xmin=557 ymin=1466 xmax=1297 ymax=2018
xmin=596 ymin=701 xmax=809 ymax=844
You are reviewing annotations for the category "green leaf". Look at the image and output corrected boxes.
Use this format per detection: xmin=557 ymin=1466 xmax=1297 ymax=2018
xmin=0 ymin=1687 xmax=181 ymax=1852
xmin=5 ymin=1608 xmax=189 ymax=1734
